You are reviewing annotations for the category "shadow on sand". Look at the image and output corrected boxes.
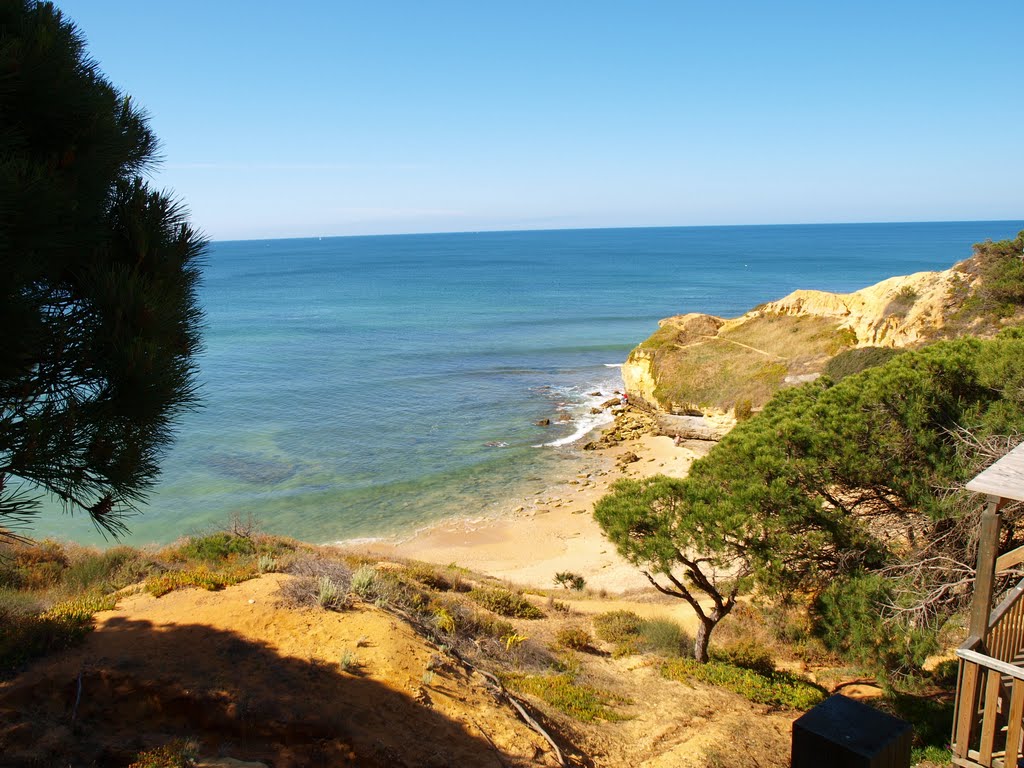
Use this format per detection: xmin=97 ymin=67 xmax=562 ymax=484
xmin=0 ymin=615 xmax=544 ymax=767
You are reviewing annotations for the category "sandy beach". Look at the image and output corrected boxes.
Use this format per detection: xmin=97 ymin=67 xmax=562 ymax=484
xmin=367 ymin=418 xmax=715 ymax=594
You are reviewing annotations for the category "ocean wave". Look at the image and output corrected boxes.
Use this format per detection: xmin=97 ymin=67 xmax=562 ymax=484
xmin=537 ymin=409 xmax=614 ymax=448
xmin=533 ymin=374 xmax=623 ymax=448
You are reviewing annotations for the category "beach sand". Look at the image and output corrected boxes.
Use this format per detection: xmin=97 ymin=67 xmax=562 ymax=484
xmin=369 ymin=428 xmax=714 ymax=594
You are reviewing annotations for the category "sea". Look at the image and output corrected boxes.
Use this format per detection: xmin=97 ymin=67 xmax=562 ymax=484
xmin=34 ymin=220 xmax=1024 ymax=546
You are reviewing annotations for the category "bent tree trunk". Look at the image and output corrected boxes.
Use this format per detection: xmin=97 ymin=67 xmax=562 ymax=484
xmin=694 ymin=617 xmax=713 ymax=662
xmin=693 ymin=604 xmax=731 ymax=662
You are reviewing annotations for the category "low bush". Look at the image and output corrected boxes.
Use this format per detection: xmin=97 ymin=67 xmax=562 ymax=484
xmin=638 ymin=618 xmax=690 ymax=657
xmin=5 ymin=540 xmax=68 ymax=589
xmin=876 ymin=691 xmax=954 ymax=766
xmin=469 ymin=587 xmax=544 ymax=619
xmin=64 ymin=546 xmax=148 ymax=593
xmin=279 ymin=558 xmax=353 ymax=610
xmin=555 ymin=627 xmax=594 ymax=651
xmin=661 ymin=658 xmax=826 ymax=710
xmin=172 ymin=532 xmax=256 ymax=563
xmin=351 ymin=565 xmax=381 ymax=601
xmin=593 ymin=610 xmax=643 ymax=643
xmin=0 ymin=594 xmax=116 ymax=674
xmin=823 ymin=346 xmax=904 ymax=383
xmin=405 ymin=563 xmax=468 ymax=592
xmin=145 ymin=566 xmax=256 ymax=597
xmin=316 ymin=575 xmax=347 ymax=610
xmin=710 ymin=638 xmax=776 ymax=675
xmin=500 ymin=671 xmax=631 ymax=722
xmin=593 ymin=611 xmax=690 ymax=657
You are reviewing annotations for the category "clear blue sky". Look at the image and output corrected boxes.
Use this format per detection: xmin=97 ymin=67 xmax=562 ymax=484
xmin=58 ymin=1 xmax=1024 ymax=241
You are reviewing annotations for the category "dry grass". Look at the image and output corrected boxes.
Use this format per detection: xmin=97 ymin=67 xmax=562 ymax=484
xmin=645 ymin=313 xmax=849 ymax=409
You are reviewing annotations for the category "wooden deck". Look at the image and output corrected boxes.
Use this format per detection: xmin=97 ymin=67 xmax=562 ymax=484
xmin=952 ymin=443 xmax=1024 ymax=768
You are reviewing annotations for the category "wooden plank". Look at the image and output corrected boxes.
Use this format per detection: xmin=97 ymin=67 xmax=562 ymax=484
xmin=980 ymin=670 xmax=1003 ymax=763
xmin=952 ymin=756 xmax=987 ymax=768
xmin=1005 ymin=679 xmax=1024 ymax=767
xmin=956 ymin=661 xmax=982 ymax=758
xmin=959 ymin=649 xmax=1024 ymax=681
xmin=996 ymin=545 xmax=1024 ymax=574
xmin=967 ymin=443 xmax=1024 ymax=502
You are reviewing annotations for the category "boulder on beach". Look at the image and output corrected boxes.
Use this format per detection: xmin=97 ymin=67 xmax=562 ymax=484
xmin=535 ymin=418 xmax=551 ymax=427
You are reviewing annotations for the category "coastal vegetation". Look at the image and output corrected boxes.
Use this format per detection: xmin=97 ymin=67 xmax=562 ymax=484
xmin=599 ymin=331 xmax=1024 ymax=680
xmin=633 ymin=313 xmax=848 ymax=412
xmin=0 ymin=1 xmax=205 ymax=540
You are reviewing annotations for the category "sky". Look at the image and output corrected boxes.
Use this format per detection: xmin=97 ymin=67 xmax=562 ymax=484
xmin=57 ymin=1 xmax=1024 ymax=241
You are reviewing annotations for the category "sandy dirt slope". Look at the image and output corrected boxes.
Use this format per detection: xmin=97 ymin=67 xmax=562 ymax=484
xmin=0 ymin=574 xmax=553 ymax=767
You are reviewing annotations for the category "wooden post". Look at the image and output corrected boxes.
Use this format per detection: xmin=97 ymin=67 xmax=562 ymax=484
xmin=970 ymin=495 xmax=1005 ymax=645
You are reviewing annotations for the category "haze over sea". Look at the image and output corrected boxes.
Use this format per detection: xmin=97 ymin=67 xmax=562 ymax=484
xmin=39 ymin=221 xmax=1024 ymax=546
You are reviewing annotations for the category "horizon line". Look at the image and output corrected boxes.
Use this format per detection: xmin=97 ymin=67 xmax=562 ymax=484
xmin=210 ymin=217 xmax=1024 ymax=245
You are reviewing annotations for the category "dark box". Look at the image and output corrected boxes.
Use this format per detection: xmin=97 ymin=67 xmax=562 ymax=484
xmin=792 ymin=694 xmax=912 ymax=768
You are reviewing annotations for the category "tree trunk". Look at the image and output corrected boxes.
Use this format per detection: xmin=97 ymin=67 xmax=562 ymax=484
xmin=694 ymin=618 xmax=713 ymax=662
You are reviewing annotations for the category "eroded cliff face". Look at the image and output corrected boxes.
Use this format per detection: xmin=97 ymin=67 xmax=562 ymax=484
xmin=753 ymin=268 xmax=964 ymax=348
xmin=622 ymin=263 xmax=981 ymax=414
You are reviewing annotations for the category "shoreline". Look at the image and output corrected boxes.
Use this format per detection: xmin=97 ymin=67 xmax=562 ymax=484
xmin=359 ymin=409 xmax=715 ymax=594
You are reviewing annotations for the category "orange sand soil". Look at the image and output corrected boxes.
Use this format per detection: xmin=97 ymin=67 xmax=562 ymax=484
xmin=0 ymin=574 xmax=554 ymax=767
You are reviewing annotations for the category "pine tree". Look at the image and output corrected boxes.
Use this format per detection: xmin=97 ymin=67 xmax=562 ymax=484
xmin=0 ymin=1 xmax=206 ymax=539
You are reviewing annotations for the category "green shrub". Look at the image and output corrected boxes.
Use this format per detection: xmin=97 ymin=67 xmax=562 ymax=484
xmin=555 ymin=627 xmax=593 ymax=651
xmin=823 ymin=346 xmax=904 ymax=382
xmin=405 ymin=563 xmax=466 ymax=592
xmin=814 ymin=573 xmax=938 ymax=677
xmin=501 ymin=671 xmax=631 ymax=722
xmin=877 ymin=691 xmax=954 ymax=765
xmin=964 ymin=231 xmax=1024 ymax=317
xmin=593 ymin=610 xmax=644 ymax=642
xmin=64 ymin=546 xmax=147 ymax=593
xmin=315 ymin=575 xmax=347 ymax=610
xmin=469 ymin=587 xmax=544 ymax=619
xmin=0 ymin=586 xmax=43 ymax=617
xmin=661 ymin=658 xmax=825 ymax=710
xmin=638 ymin=618 xmax=691 ymax=657
xmin=145 ymin=566 xmax=256 ymax=597
xmin=734 ymin=398 xmax=753 ymax=421
xmin=173 ymin=532 xmax=256 ymax=563
xmin=350 ymin=565 xmax=380 ymax=600
xmin=710 ymin=638 xmax=775 ymax=675
xmin=0 ymin=594 xmax=116 ymax=673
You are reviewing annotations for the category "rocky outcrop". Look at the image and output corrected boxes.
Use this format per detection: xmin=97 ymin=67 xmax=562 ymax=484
xmin=621 ymin=260 xmax=985 ymax=415
xmin=753 ymin=268 xmax=963 ymax=347
xmin=583 ymin=406 xmax=656 ymax=449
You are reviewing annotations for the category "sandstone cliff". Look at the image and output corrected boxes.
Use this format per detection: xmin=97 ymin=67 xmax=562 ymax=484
xmin=622 ymin=258 xmax=1000 ymax=415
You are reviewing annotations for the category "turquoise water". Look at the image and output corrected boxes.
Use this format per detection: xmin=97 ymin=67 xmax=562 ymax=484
xmin=35 ymin=221 xmax=1024 ymax=545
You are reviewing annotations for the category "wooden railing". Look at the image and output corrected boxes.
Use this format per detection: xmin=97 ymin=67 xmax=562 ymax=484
xmin=953 ymin=580 xmax=1024 ymax=768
